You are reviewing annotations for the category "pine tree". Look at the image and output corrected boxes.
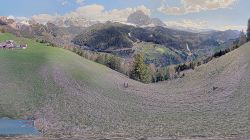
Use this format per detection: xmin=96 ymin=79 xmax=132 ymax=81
xmin=239 ymin=30 xmax=247 ymax=46
xmin=247 ymin=18 xmax=250 ymax=41
xmin=130 ymin=53 xmax=151 ymax=83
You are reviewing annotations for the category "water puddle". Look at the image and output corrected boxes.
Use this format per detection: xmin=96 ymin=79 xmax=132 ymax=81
xmin=0 ymin=118 xmax=40 ymax=136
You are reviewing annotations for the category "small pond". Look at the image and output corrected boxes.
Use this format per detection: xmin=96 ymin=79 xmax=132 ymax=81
xmin=0 ymin=118 xmax=40 ymax=136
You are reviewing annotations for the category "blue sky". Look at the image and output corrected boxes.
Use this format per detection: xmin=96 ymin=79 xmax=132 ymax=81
xmin=0 ymin=0 xmax=249 ymax=31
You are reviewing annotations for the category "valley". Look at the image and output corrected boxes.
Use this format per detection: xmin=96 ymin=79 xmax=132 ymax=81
xmin=72 ymin=22 xmax=240 ymax=67
xmin=1 ymin=33 xmax=250 ymax=139
xmin=0 ymin=1 xmax=250 ymax=139
xmin=0 ymin=16 xmax=240 ymax=68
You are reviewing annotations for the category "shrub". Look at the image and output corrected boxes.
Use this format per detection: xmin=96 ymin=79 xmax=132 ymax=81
xmin=106 ymin=55 xmax=121 ymax=71
xmin=0 ymin=28 xmax=5 ymax=33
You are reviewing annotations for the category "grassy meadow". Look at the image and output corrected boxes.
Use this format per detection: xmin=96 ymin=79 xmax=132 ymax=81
xmin=1 ymin=33 xmax=250 ymax=138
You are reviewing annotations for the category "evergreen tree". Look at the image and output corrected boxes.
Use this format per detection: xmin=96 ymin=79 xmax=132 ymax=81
xmin=130 ymin=53 xmax=151 ymax=83
xmin=189 ymin=62 xmax=196 ymax=70
xmin=247 ymin=18 xmax=250 ymax=41
xmin=239 ymin=30 xmax=247 ymax=46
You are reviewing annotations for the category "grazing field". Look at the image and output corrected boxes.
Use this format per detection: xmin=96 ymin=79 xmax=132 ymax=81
xmin=1 ymin=33 xmax=250 ymax=139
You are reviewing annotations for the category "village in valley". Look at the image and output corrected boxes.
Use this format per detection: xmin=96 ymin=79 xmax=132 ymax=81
xmin=0 ymin=40 xmax=27 ymax=49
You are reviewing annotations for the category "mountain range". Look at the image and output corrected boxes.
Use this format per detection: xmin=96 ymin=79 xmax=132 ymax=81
xmin=0 ymin=13 xmax=241 ymax=67
xmin=73 ymin=22 xmax=240 ymax=66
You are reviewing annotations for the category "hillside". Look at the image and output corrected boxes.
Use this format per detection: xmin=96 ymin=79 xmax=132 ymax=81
xmin=73 ymin=23 xmax=240 ymax=51
xmin=0 ymin=17 xmax=240 ymax=67
xmin=1 ymin=33 xmax=250 ymax=139
xmin=73 ymin=22 xmax=239 ymax=66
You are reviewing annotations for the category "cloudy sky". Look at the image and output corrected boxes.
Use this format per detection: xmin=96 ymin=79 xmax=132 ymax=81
xmin=0 ymin=0 xmax=249 ymax=31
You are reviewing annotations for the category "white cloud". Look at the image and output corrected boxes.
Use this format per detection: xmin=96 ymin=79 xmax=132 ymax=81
xmin=164 ymin=19 xmax=245 ymax=31
xmin=59 ymin=0 xmax=84 ymax=6
xmin=158 ymin=0 xmax=238 ymax=15
xmin=220 ymin=25 xmax=246 ymax=31
xmin=75 ymin=0 xmax=84 ymax=5
xmin=65 ymin=4 xmax=150 ymax=22
xmin=32 ymin=4 xmax=151 ymax=23
xmin=165 ymin=19 xmax=208 ymax=29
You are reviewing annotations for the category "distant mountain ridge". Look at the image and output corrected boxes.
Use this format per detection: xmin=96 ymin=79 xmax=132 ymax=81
xmin=51 ymin=16 xmax=100 ymax=28
xmin=73 ymin=22 xmax=240 ymax=66
xmin=0 ymin=16 xmax=241 ymax=67
xmin=73 ymin=22 xmax=240 ymax=51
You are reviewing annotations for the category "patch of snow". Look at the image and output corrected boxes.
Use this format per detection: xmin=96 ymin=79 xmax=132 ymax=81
xmin=186 ymin=43 xmax=191 ymax=52
xmin=128 ymin=32 xmax=131 ymax=37
xmin=20 ymin=20 xmax=30 ymax=26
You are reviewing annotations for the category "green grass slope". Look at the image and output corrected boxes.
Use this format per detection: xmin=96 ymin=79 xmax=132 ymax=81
xmin=1 ymin=33 xmax=250 ymax=139
xmin=0 ymin=33 xmax=145 ymax=137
